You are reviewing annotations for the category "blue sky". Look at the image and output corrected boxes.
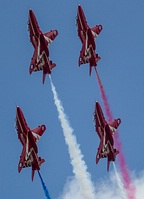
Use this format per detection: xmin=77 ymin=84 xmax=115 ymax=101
xmin=1 ymin=1 xmax=144 ymax=198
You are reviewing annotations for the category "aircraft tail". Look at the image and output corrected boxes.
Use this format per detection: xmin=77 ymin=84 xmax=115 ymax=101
xmin=42 ymin=72 xmax=46 ymax=84
xmin=31 ymin=157 xmax=45 ymax=181
xmin=96 ymin=151 xmax=100 ymax=164
xmin=89 ymin=66 xmax=92 ymax=76
xmin=32 ymin=168 xmax=35 ymax=181
xmin=107 ymin=158 xmax=110 ymax=171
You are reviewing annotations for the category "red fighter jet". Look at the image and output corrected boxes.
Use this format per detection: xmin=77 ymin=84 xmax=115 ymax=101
xmin=28 ymin=9 xmax=58 ymax=83
xmin=93 ymin=102 xmax=121 ymax=171
xmin=76 ymin=5 xmax=102 ymax=75
xmin=16 ymin=106 xmax=46 ymax=180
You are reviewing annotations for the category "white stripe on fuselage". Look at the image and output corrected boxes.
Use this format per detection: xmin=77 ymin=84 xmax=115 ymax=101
xmin=102 ymin=127 xmax=106 ymax=151
xmin=29 ymin=18 xmax=37 ymax=47
xmin=16 ymin=113 xmax=26 ymax=144
xmin=26 ymin=135 xmax=29 ymax=160
xmin=17 ymin=114 xmax=24 ymax=134
xmin=37 ymin=38 xmax=40 ymax=62
xmin=29 ymin=18 xmax=35 ymax=37
xmin=96 ymin=110 xmax=103 ymax=138
xmin=85 ymin=32 xmax=88 ymax=55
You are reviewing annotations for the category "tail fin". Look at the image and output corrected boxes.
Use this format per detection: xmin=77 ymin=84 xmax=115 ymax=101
xmin=31 ymin=157 xmax=45 ymax=181
xmin=42 ymin=60 xmax=56 ymax=84
xmin=42 ymin=72 xmax=46 ymax=84
xmin=32 ymin=168 xmax=35 ymax=181
xmin=107 ymin=159 xmax=110 ymax=171
xmin=89 ymin=66 xmax=93 ymax=76
xmin=96 ymin=151 xmax=101 ymax=164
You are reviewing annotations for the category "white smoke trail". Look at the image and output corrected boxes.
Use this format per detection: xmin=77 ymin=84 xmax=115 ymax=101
xmin=49 ymin=76 xmax=96 ymax=199
xmin=112 ymin=162 xmax=126 ymax=199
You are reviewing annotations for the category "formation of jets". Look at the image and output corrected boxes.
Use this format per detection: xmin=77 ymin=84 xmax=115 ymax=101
xmin=16 ymin=5 xmax=121 ymax=180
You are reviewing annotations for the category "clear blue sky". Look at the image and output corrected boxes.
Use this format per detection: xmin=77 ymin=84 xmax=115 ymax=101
xmin=1 ymin=1 xmax=144 ymax=198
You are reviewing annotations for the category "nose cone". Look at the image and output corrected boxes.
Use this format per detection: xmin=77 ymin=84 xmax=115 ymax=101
xmin=29 ymin=9 xmax=34 ymax=19
xmin=16 ymin=106 xmax=22 ymax=115
xmin=78 ymin=4 xmax=83 ymax=13
xmin=95 ymin=101 xmax=101 ymax=112
xmin=29 ymin=9 xmax=35 ymax=17
xmin=28 ymin=9 xmax=37 ymax=26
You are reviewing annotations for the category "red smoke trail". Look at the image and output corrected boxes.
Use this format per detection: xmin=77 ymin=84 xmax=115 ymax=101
xmin=95 ymin=69 xmax=136 ymax=199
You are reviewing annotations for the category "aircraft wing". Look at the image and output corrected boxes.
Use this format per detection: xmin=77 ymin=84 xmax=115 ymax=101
xmin=77 ymin=5 xmax=89 ymax=42
xmin=18 ymin=144 xmax=26 ymax=173
xmin=16 ymin=106 xmax=30 ymax=144
xmin=91 ymin=25 xmax=103 ymax=38
xmin=94 ymin=102 xmax=107 ymax=139
xmin=28 ymin=9 xmax=42 ymax=47
xmin=31 ymin=125 xmax=46 ymax=142
xmin=43 ymin=30 xmax=58 ymax=46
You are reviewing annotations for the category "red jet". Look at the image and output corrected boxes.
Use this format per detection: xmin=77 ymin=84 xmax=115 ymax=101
xmin=28 ymin=9 xmax=58 ymax=83
xmin=76 ymin=5 xmax=102 ymax=75
xmin=16 ymin=106 xmax=46 ymax=180
xmin=93 ymin=102 xmax=121 ymax=171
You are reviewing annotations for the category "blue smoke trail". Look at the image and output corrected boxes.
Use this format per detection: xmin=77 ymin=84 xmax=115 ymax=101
xmin=38 ymin=171 xmax=51 ymax=199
